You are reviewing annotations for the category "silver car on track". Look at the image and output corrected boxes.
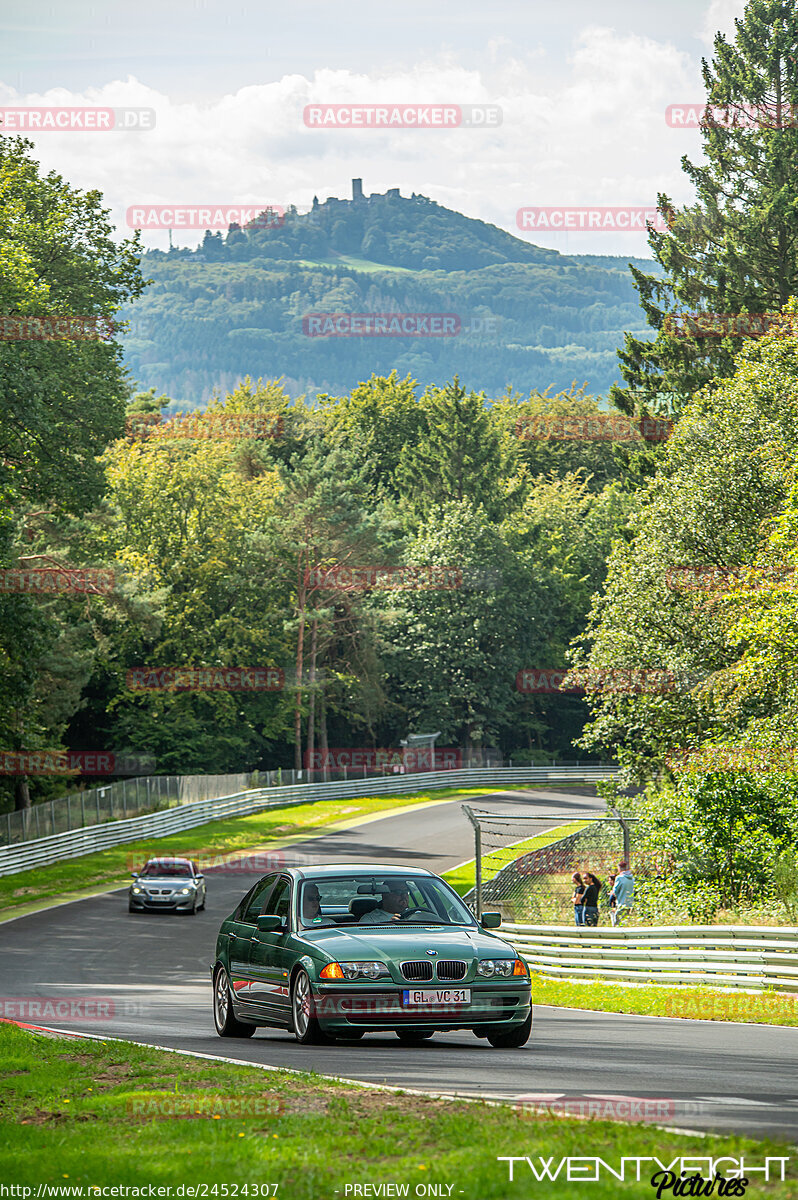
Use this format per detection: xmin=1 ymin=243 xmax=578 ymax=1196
xmin=128 ymin=856 xmax=206 ymax=915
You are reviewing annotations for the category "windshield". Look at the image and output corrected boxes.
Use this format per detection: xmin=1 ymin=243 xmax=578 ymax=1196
xmin=298 ymin=873 xmax=476 ymax=929
xmin=140 ymin=861 xmax=192 ymax=878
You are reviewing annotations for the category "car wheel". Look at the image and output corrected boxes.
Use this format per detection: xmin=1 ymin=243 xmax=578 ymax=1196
xmin=486 ymin=1013 xmax=532 ymax=1049
xmin=291 ymin=968 xmax=328 ymax=1045
xmin=128 ymin=901 xmax=137 ymax=913
xmin=188 ymin=897 xmax=197 ymax=915
xmin=213 ymin=966 xmax=255 ymax=1038
xmin=396 ymin=1029 xmax=434 ymax=1043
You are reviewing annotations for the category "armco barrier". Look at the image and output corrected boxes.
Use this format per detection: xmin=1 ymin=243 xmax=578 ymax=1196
xmin=0 ymin=766 xmax=619 ymax=877
xmin=503 ymin=923 xmax=798 ymax=993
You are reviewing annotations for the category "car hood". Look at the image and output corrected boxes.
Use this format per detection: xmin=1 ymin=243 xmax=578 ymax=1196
xmin=298 ymin=925 xmax=514 ymax=962
xmin=134 ymin=876 xmax=194 ymax=885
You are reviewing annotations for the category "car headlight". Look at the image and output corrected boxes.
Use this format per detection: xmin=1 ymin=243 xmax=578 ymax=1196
xmin=477 ymin=959 xmax=515 ymax=977
xmin=180 ymin=887 xmax=191 ymax=895
xmin=322 ymin=961 xmax=390 ymax=980
xmin=132 ymin=887 xmax=141 ymax=894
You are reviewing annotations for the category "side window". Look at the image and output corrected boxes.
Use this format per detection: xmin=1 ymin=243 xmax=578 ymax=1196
xmin=267 ymin=878 xmax=292 ymax=925
xmin=241 ymin=874 xmax=278 ymax=923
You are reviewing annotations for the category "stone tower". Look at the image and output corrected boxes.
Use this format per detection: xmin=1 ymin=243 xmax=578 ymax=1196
xmin=352 ymin=178 xmax=364 ymax=202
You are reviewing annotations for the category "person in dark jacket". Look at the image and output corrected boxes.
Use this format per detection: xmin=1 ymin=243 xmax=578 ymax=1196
xmin=571 ymin=872 xmax=586 ymax=925
xmin=581 ymin=870 xmax=601 ymax=926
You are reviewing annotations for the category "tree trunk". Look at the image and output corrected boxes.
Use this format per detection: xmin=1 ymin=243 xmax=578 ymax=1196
xmin=320 ymin=688 xmax=329 ymax=781
xmin=306 ymin=616 xmax=318 ymax=777
xmin=14 ymin=776 xmax=31 ymax=811
xmin=294 ymin=550 xmax=307 ymax=772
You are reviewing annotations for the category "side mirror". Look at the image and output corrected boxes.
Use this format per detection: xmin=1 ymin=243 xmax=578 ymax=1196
xmin=256 ymin=913 xmax=284 ymax=933
xmin=480 ymin=911 xmax=502 ymax=929
xmin=131 ymin=872 xmax=139 ymax=878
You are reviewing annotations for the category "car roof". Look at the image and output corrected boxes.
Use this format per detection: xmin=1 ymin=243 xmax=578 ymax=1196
xmin=145 ymin=856 xmax=193 ymax=865
xmin=288 ymin=863 xmax=436 ymax=880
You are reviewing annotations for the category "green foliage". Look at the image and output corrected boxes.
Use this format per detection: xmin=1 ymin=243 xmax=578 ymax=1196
xmin=632 ymin=771 xmax=798 ymax=908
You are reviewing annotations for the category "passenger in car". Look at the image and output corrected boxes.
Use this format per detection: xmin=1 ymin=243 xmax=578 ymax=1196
xmin=302 ymin=884 xmax=334 ymax=925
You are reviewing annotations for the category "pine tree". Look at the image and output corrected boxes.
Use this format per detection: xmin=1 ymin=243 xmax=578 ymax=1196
xmin=612 ymin=0 xmax=798 ymax=419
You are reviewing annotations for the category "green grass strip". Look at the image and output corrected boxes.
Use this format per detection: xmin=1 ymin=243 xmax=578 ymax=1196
xmin=0 ymin=1023 xmax=792 ymax=1196
xmin=532 ymin=976 xmax=798 ymax=1027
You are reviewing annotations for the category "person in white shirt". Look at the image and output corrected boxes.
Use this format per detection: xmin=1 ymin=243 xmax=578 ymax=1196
xmin=359 ymin=884 xmax=409 ymax=923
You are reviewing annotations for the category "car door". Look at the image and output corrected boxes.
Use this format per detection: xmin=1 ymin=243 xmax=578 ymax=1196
xmin=227 ymin=874 xmax=278 ymax=1008
xmin=247 ymin=875 xmax=293 ymax=1024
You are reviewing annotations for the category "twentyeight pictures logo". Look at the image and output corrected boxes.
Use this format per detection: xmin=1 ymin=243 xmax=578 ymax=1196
xmin=303 ymin=104 xmax=502 ymax=128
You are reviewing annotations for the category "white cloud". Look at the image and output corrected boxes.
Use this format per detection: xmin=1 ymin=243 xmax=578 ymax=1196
xmin=697 ymin=0 xmax=747 ymax=50
xmin=0 ymin=24 xmax=709 ymax=256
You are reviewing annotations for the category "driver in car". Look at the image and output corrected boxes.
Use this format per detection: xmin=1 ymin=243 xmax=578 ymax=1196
xmin=359 ymin=883 xmax=410 ymax=923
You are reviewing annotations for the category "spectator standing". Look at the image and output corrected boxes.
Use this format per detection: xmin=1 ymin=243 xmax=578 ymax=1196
xmin=582 ymin=871 xmax=601 ymax=926
xmin=609 ymin=860 xmax=634 ymax=925
xmin=571 ymin=871 xmax=586 ymax=926
xmin=607 ymin=874 xmax=617 ymax=921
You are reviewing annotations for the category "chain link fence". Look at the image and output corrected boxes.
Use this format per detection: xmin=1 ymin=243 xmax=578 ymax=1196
xmin=462 ymin=807 xmax=654 ymax=925
xmin=0 ymin=774 xmax=253 ymax=846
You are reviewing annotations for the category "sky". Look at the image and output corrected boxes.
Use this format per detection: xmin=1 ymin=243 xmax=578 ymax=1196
xmin=0 ymin=0 xmax=748 ymax=255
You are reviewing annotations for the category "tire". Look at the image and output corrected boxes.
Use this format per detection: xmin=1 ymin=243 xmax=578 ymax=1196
xmin=128 ymin=901 xmax=137 ymax=913
xmin=396 ymin=1029 xmax=434 ymax=1043
xmin=486 ymin=1012 xmax=532 ymax=1049
xmin=213 ymin=966 xmax=256 ymax=1038
xmin=291 ymin=968 xmax=328 ymax=1045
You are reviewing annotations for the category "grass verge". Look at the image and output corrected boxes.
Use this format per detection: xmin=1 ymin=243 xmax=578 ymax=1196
xmin=0 ymin=787 xmax=505 ymax=919
xmin=532 ymin=976 xmax=798 ymax=1026
xmin=0 ymin=1022 xmax=793 ymax=1197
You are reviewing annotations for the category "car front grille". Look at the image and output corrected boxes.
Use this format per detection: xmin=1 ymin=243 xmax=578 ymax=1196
xmin=400 ymin=960 xmax=434 ymax=982
xmin=436 ymin=960 xmax=467 ymax=981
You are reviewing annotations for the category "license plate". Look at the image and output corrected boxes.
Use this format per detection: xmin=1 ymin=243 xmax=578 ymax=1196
xmin=402 ymin=988 xmax=470 ymax=1007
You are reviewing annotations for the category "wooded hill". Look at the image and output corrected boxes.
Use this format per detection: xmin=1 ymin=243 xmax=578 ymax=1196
xmin=121 ymin=186 xmax=659 ymax=404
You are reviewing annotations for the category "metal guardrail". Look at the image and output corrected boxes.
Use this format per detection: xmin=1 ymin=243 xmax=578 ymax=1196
xmin=0 ymin=765 xmax=619 ymax=877
xmin=502 ymin=923 xmax=798 ymax=993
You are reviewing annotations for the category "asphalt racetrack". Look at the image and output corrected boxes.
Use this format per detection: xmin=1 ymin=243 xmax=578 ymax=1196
xmin=3 ymin=788 xmax=798 ymax=1141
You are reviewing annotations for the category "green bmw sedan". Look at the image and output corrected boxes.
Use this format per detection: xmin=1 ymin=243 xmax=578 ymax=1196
xmin=211 ymin=863 xmax=532 ymax=1047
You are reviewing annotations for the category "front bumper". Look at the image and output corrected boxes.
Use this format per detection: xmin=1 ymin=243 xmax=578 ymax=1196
xmin=129 ymin=891 xmax=196 ymax=911
xmin=310 ymin=981 xmax=532 ymax=1032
